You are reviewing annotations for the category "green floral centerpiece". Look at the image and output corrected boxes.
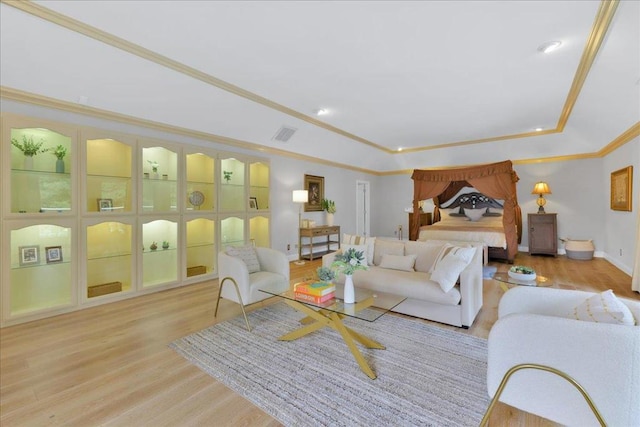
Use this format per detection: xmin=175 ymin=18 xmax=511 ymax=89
xmin=508 ymin=265 xmax=537 ymax=281
xmin=321 ymin=199 xmax=336 ymax=214
xmin=332 ymin=247 xmax=367 ymax=276
xmin=316 ymin=266 xmax=335 ymax=282
xmin=49 ymin=145 xmax=67 ymax=159
xmin=11 ymin=135 xmax=47 ymax=156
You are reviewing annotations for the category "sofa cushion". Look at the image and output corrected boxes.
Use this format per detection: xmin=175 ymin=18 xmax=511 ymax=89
xmin=430 ymin=246 xmax=477 ymax=292
xmin=379 ymin=254 xmax=417 ymax=272
xmin=405 ymin=240 xmax=447 ymax=273
xmin=226 ymin=245 xmax=260 ymax=273
xmin=567 ymin=290 xmax=636 ymax=326
xmin=349 ymin=267 xmax=461 ymax=306
xmin=343 ymin=234 xmax=376 ymax=265
xmin=373 ymin=239 xmax=405 ymax=266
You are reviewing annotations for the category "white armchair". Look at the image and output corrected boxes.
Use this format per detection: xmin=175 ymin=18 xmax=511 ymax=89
xmin=214 ymin=247 xmax=290 ymax=331
xmin=484 ymin=287 xmax=640 ymax=426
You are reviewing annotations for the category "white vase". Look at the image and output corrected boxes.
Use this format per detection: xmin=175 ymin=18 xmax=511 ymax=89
xmin=23 ymin=156 xmax=34 ymax=170
xmin=344 ymin=274 xmax=355 ymax=304
xmin=326 ymin=212 xmax=334 ymax=226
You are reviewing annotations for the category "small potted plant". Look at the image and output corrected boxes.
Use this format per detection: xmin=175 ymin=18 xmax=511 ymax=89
xmin=150 ymin=241 xmax=158 ymax=251
xmin=316 ymin=266 xmax=335 ymax=283
xmin=147 ymin=160 xmax=159 ymax=178
xmin=49 ymin=144 xmax=67 ymax=173
xmin=321 ymin=199 xmax=336 ymax=226
xmin=223 ymin=170 xmax=233 ymax=182
xmin=162 ymin=241 xmax=170 ymax=250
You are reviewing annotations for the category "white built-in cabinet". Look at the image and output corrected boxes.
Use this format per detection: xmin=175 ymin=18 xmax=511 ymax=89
xmin=1 ymin=113 xmax=270 ymax=326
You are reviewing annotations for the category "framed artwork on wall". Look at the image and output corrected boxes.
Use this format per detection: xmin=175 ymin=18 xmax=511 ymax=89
xmin=304 ymin=174 xmax=324 ymax=212
xmin=19 ymin=245 xmax=40 ymax=266
xmin=610 ymin=166 xmax=633 ymax=211
xmin=249 ymin=197 xmax=258 ymax=210
xmin=45 ymin=246 xmax=63 ymax=263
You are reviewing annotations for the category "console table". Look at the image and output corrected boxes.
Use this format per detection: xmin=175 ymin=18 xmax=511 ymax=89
xmin=299 ymin=225 xmax=340 ymax=261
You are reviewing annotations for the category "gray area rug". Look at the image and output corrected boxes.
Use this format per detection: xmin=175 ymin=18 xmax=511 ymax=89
xmin=170 ymin=303 xmax=489 ymax=427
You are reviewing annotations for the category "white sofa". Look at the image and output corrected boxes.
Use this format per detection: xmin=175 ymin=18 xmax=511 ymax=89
xmin=322 ymin=238 xmax=484 ymax=328
xmin=487 ymin=287 xmax=640 ymax=426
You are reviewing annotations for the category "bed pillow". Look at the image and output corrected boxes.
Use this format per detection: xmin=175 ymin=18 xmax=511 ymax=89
xmin=430 ymin=246 xmax=477 ymax=292
xmin=567 ymin=290 xmax=636 ymax=325
xmin=341 ymin=244 xmax=369 ymax=267
xmin=226 ymin=245 xmax=261 ymax=273
xmin=439 ymin=208 xmax=469 ymax=222
xmin=379 ymin=254 xmax=417 ymax=272
xmin=373 ymin=239 xmax=405 ymax=266
xmin=464 ymin=208 xmax=486 ymax=222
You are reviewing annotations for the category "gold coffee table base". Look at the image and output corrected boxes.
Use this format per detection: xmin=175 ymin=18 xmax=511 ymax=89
xmin=280 ymin=298 xmax=384 ymax=379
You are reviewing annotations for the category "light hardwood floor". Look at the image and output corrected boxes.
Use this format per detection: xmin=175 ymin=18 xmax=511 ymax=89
xmin=1 ymin=253 xmax=637 ymax=426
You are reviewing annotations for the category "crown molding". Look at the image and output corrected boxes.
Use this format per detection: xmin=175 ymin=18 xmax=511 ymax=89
xmin=1 ymin=0 xmax=619 ymax=155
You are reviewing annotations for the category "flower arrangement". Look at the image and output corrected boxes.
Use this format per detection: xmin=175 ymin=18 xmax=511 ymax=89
xmin=147 ymin=160 xmax=159 ymax=173
xmin=223 ymin=170 xmax=233 ymax=182
xmin=162 ymin=241 xmax=170 ymax=249
xmin=49 ymin=144 xmax=67 ymax=160
xmin=11 ymin=135 xmax=47 ymax=156
xmin=321 ymin=199 xmax=336 ymax=214
xmin=316 ymin=266 xmax=335 ymax=282
xmin=331 ymin=247 xmax=368 ymax=276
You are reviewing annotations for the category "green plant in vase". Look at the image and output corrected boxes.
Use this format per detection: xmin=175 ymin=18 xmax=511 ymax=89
xmin=321 ymin=199 xmax=336 ymax=214
xmin=223 ymin=170 xmax=233 ymax=182
xmin=11 ymin=135 xmax=46 ymax=170
xmin=49 ymin=144 xmax=67 ymax=173
xmin=162 ymin=241 xmax=170 ymax=249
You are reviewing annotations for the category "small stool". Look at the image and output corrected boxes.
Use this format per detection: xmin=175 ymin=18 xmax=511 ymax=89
xmin=214 ymin=277 xmax=251 ymax=332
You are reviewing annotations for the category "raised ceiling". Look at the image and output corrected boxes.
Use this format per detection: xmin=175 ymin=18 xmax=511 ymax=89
xmin=1 ymin=0 xmax=638 ymax=172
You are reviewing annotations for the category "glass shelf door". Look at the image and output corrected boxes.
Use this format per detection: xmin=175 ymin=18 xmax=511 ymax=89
xmin=8 ymin=223 xmax=74 ymax=317
xmin=220 ymin=216 xmax=245 ymax=248
xmin=186 ymin=152 xmax=215 ymax=211
xmin=249 ymin=161 xmax=269 ymax=211
xmin=85 ymin=220 xmax=133 ymax=299
xmin=220 ymin=156 xmax=245 ymax=212
xmin=85 ymin=135 xmax=134 ymax=214
xmin=249 ymin=215 xmax=270 ymax=248
xmin=142 ymin=146 xmax=178 ymax=213
xmin=8 ymin=124 xmax=75 ymax=215
xmin=185 ymin=217 xmax=216 ymax=278
xmin=142 ymin=218 xmax=178 ymax=288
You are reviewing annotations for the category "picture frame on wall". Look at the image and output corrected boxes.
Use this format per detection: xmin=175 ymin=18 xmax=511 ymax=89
xmin=45 ymin=246 xmax=63 ymax=264
xmin=97 ymin=198 xmax=113 ymax=212
xmin=249 ymin=197 xmax=258 ymax=210
xmin=19 ymin=245 xmax=40 ymax=266
xmin=610 ymin=166 xmax=633 ymax=211
xmin=304 ymin=174 xmax=324 ymax=212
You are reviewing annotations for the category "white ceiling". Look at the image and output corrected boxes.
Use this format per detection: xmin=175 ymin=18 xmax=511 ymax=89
xmin=1 ymin=0 xmax=638 ymax=172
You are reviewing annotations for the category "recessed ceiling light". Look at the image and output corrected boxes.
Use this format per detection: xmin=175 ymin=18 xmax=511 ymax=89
xmin=314 ymin=109 xmax=328 ymax=116
xmin=397 ymin=147 xmax=403 ymax=152
xmin=537 ymin=41 xmax=562 ymax=54
xmin=535 ymin=127 xmax=543 ymax=132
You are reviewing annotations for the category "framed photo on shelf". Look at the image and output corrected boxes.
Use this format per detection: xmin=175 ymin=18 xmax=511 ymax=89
xmin=45 ymin=246 xmax=63 ymax=264
xmin=97 ymin=198 xmax=113 ymax=212
xmin=304 ymin=174 xmax=324 ymax=212
xmin=610 ymin=166 xmax=633 ymax=211
xmin=249 ymin=197 xmax=258 ymax=210
xmin=19 ymin=245 xmax=40 ymax=266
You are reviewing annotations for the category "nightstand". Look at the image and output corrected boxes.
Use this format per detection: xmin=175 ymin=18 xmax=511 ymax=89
xmin=528 ymin=213 xmax=557 ymax=256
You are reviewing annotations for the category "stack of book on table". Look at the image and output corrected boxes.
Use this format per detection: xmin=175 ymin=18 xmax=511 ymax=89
xmin=294 ymin=280 xmax=335 ymax=304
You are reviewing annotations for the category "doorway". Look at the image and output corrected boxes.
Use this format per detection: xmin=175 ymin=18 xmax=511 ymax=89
xmin=356 ymin=180 xmax=370 ymax=237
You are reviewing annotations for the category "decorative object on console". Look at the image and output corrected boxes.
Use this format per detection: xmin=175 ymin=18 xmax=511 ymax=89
xmin=610 ymin=165 xmax=632 ymax=212
xmin=331 ymin=247 xmax=368 ymax=303
xmin=293 ymin=189 xmax=309 ymax=265
xmin=321 ymin=198 xmax=336 ymax=226
xmin=304 ymin=174 xmax=324 ymax=212
xmin=531 ymin=182 xmax=552 ymax=213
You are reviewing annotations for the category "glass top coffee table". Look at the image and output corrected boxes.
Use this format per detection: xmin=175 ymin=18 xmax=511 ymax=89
xmin=260 ymin=282 xmax=406 ymax=379
xmin=493 ymin=272 xmax=557 ymax=293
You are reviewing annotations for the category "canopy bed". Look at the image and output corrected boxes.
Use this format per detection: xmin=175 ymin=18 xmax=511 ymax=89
xmin=410 ymin=160 xmax=522 ymax=263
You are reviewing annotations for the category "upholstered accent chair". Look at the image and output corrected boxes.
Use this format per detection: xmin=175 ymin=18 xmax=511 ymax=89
xmin=485 ymin=287 xmax=640 ymax=426
xmin=215 ymin=246 xmax=290 ymax=331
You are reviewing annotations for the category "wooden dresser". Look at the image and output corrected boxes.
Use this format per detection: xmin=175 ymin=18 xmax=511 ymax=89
xmin=528 ymin=213 xmax=557 ymax=256
xmin=299 ymin=225 xmax=340 ymax=261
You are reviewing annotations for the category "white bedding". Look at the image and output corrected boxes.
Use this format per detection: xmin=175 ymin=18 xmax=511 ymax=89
xmin=418 ymin=216 xmax=507 ymax=249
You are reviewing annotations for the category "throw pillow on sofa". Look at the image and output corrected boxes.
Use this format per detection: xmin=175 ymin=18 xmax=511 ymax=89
xmin=379 ymin=254 xmax=417 ymax=272
xmin=373 ymin=239 xmax=405 ymax=266
xmin=430 ymin=245 xmax=477 ymax=292
xmin=343 ymin=234 xmax=376 ymax=265
xmin=405 ymin=240 xmax=447 ymax=273
xmin=567 ymin=289 xmax=636 ymax=325
xmin=226 ymin=245 xmax=261 ymax=273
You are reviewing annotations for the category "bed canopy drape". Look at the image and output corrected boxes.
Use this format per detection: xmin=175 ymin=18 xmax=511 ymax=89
xmin=411 ymin=160 xmax=522 ymax=261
